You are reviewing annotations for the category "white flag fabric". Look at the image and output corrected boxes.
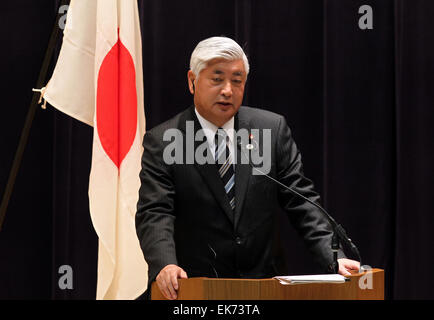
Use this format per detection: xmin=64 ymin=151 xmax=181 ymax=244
xmin=44 ymin=0 xmax=147 ymax=300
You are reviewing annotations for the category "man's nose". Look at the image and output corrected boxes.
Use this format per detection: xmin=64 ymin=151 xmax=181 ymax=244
xmin=221 ymin=81 xmax=232 ymax=97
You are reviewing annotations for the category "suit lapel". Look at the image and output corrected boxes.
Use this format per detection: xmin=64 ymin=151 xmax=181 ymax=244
xmin=180 ymin=107 xmax=235 ymax=224
xmin=179 ymin=106 xmax=252 ymax=228
xmin=233 ymin=112 xmax=251 ymax=230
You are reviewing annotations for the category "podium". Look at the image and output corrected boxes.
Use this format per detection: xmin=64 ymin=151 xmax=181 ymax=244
xmin=151 ymin=268 xmax=384 ymax=300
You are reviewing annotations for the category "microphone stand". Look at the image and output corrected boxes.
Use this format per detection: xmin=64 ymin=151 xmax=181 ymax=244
xmin=237 ymin=141 xmax=362 ymax=274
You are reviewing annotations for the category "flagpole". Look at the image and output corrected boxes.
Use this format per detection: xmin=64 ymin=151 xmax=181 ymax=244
xmin=0 ymin=0 xmax=71 ymax=231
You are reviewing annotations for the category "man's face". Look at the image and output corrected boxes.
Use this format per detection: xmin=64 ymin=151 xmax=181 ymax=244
xmin=188 ymin=58 xmax=247 ymax=127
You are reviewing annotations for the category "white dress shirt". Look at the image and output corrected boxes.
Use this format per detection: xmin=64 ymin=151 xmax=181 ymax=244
xmin=194 ymin=108 xmax=236 ymax=166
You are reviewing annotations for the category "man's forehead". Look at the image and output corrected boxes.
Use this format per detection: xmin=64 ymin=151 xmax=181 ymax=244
xmin=206 ymin=58 xmax=246 ymax=75
xmin=213 ymin=69 xmax=244 ymax=76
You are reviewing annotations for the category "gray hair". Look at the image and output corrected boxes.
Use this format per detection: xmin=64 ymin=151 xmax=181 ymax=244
xmin=189 ymin=36 xmax=250 ymax=78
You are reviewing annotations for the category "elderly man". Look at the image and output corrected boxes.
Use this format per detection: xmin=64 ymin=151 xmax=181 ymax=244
xmin=135 ymin=36 xmax=359 ymax=300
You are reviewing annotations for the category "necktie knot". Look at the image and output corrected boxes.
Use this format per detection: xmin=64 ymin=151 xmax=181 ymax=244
xmin=215 ymin=128 xmax=228 ymax=144
xmin=214 ymin=128 xmax=230 ymax=163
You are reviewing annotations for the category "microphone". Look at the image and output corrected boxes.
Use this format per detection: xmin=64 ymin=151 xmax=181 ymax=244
xmin=236 ymin=137 xmax=363 ymax=273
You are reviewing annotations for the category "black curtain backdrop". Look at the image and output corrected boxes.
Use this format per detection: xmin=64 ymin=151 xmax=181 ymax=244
xmin=0 ymin=0 xmax=433 ymax=300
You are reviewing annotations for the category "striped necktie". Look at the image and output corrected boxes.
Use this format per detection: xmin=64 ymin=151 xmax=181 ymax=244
xmin=215 ymin=128 xmax=235 ymax=211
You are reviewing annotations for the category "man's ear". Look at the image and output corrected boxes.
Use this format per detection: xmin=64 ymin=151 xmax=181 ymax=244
xmin=187 ymin=70 xmax=196 ymax=95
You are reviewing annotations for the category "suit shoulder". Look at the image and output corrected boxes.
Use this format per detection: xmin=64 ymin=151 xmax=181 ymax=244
xmin=145 ymin=107 xmax=190 ymax=139
xmin=238 ymin=106 xmax=286 ymax=126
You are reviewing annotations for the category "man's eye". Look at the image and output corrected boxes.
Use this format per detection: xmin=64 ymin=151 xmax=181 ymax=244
xmin=232 ymin=79 xmax=242 ymax=84
xmin=213 ymin=78 xmax=223 ymax=82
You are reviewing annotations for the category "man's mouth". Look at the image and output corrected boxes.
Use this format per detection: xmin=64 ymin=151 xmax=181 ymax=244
xmin=216 ymin=102 xmax=233 ymax=107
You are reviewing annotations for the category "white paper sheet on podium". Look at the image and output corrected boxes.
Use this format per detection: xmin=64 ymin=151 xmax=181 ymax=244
xmin=274 ymin=274 xmax=347 ymax=285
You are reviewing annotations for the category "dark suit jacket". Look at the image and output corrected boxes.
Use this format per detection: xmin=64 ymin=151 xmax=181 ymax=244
xmin=135 ymin=106 xmax=344 ymax=293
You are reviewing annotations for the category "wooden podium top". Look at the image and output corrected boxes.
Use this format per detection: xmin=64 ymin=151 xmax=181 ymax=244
xmin=151 ymin=268 xmax=384 ymax=300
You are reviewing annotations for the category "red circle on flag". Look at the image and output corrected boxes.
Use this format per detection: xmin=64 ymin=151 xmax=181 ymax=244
xmin=96 ymin=39 xmax=137 ymax=169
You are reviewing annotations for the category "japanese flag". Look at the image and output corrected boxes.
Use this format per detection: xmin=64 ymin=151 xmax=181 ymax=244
xmin=44 ymin=0 xmax=147 ymax=299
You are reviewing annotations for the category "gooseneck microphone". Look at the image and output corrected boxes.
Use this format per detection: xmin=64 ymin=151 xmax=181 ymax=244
xmin=236 ymin=138 xmax=362 ymax=273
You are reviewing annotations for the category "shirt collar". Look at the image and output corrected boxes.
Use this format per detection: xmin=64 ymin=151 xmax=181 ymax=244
xmin=194 ymin=107 xmax=235 ymax=145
